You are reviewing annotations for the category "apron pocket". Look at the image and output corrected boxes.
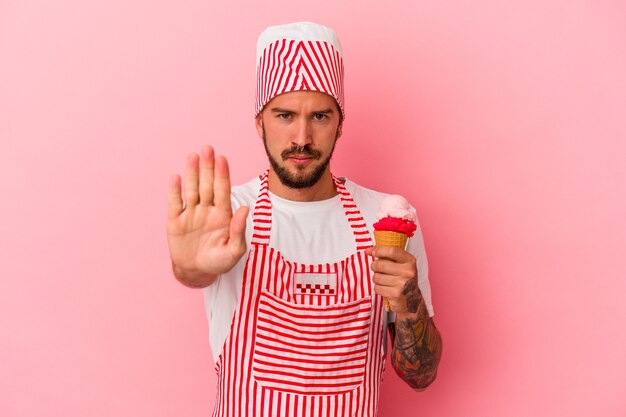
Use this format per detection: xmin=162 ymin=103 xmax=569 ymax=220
xmin=252 ymin=290 xmax=372 ymax=396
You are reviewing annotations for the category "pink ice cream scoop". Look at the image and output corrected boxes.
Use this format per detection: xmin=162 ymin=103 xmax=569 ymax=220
xmin=373 ymin=195 xmax=417 ymax=237
xmin=376 ymin=194 xmax=417 ymax=222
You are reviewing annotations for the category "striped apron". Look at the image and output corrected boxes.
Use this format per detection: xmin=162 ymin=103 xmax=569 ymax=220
xmin=213 ymin=172 xmax=387 ymax=417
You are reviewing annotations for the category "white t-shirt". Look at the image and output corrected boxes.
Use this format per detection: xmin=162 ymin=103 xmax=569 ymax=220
xmin=203 ymin=176 xmax=434 ymax=360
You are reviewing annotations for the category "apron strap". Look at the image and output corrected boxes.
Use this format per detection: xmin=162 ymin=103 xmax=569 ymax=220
xmin=332 ymin=174 xmax=374 ymax=250
xmin=250 ymin=172 xmax=272 ymax=245
xmin=250 ymin=170 xmax=373 ymax=249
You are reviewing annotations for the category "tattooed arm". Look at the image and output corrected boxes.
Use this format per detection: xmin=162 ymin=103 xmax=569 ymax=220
xmin=366 ymin=246 xmax=443 ymax=391
xmin=389 ymin=287 xmax=442 ymax=391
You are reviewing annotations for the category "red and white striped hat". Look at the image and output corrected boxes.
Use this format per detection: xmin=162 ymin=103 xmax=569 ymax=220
xmin=255 ymin=22 xmax=345 ymax=119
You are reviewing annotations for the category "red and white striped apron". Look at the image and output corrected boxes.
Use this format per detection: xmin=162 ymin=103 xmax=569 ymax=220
xmin=213 ymin=172 xmax=387 ymax=417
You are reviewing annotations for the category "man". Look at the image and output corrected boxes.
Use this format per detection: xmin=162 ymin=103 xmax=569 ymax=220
xmin=167 ymin=21 xmax=442 ymax=416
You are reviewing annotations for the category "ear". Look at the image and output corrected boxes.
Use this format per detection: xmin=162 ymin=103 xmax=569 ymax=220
xmin=255 ymin=114 xmax=264 ymax=139
xmin=335 ymin=102 xmax=344 ymax=139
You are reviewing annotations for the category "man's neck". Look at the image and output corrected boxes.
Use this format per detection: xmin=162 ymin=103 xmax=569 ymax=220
xmin=267 ymin=168 xmax=337 ymax=202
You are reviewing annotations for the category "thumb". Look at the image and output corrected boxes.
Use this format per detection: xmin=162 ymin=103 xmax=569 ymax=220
xmin=229 ymin=205 xmax=249 ymax=252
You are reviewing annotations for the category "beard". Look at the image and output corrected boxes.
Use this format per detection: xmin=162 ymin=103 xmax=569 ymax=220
xmin=262 ymin=125 xmax=338 ymax=189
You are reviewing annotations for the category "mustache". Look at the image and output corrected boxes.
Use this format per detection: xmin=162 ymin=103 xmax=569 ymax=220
xmin=281 ymin=145 xmax=322 ymax=160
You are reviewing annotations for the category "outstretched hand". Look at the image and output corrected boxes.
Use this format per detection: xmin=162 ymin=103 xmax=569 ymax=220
xmin=167 ymin=145 xmax=249 ymax=284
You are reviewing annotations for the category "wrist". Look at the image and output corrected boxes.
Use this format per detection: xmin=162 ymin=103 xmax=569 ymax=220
xmin=395 ymin=310 xmax=421 ymax=322
xmin=395 ymin=296 xmax=428 ymax=321
xmin=172 ymin=261 xmax=217 ymax=288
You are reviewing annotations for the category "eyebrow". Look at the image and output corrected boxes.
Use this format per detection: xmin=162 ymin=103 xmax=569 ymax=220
xmin=270 ymin=107 xmax=335 ymax=114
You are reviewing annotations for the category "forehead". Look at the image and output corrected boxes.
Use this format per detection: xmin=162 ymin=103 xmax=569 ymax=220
xmin=265 ymin=90 xmax=338 ymax=110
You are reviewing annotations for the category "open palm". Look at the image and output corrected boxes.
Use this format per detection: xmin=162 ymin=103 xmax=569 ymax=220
xmin=167 ymin=146 xmax=249 ymax=283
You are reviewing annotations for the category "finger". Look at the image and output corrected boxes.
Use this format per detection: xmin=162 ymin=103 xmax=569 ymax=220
xmin=369 ymin=245 xmax=414 ymax=263
xmin=373 ymin=281 xmax=401 ymax=300
xmin=370 ymin=257 xmax=408 ymax=277
xmin=167 ymin=174 xmax=184 ymax=219
xmin=229 ymin=205 xmax=249 ymax=254
xmin=372 ymin=272 xmax=400 ymax=287
xmin=198 ymin=145 xmax=215 ymax=206
xmin=184 ymin=153 xmax=200 ymax=207
xmin=214 ymin=155 xmax=232 ymax=212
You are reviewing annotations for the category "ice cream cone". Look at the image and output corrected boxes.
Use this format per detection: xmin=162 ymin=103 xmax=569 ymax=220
xmin=373 ymin=195 xmax=417 ymax=313
xmin=374 ymin=230 xmax=408 ymax=248
xmin=374 ymin=231 xmax=408 ymax=312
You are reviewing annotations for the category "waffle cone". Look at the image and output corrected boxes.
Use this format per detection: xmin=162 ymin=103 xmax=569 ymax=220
xmin=374 ymin=230 xmax=408 ymax=248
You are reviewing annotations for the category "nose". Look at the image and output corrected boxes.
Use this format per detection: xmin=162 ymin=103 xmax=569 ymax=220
xmin=291 ymin=118 xmax=313 ymax=149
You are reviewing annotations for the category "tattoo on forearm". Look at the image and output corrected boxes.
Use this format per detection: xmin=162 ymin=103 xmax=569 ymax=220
xmin=403 ymin=278 xmax=420 ymax=313
xmin=391 ymin=294 xmax=443 ymax=390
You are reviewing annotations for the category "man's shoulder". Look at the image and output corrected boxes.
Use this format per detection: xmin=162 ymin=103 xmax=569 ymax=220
xmin=230 ymin=176 xmax=262 ymax=207
xmin=341 ymin=177 xmax=390 ymax=205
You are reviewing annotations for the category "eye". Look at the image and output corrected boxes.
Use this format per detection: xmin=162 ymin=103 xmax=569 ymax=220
xmin=277 ymin=113 xmax=291 ymax=120
xmin=313 ymin=113 xmax=327 ymax=121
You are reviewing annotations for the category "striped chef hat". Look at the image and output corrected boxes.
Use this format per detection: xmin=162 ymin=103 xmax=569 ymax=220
xmin=255 ymin=21 xmax=345 ymax=119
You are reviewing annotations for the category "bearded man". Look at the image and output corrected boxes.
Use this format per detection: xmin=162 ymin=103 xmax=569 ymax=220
xmin=167 ymin=21 xmax=442 ymax=416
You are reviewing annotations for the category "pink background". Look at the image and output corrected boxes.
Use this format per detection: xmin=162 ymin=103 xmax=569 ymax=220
xmin=1 ymin=1 xmax=625 ymax=416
